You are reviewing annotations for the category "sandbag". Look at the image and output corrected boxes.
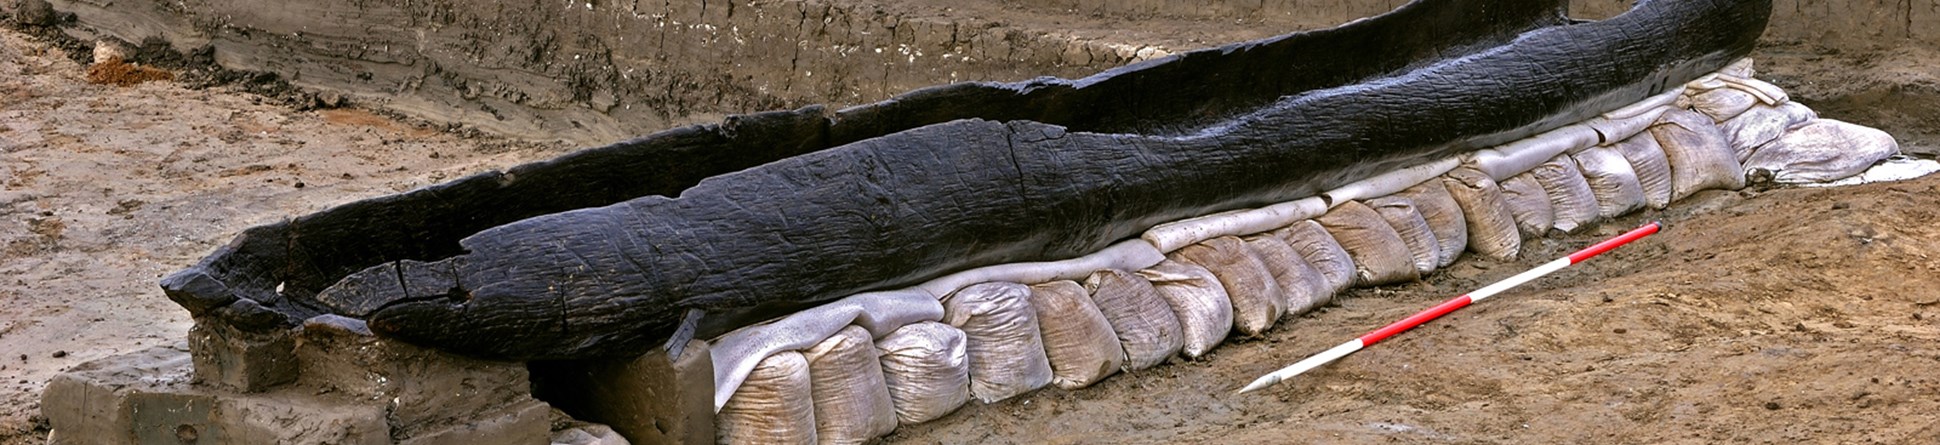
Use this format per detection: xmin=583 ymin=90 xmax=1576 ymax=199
xmin=1497 ymin=174 xmax=1553 ymax=238
xmin=1394 ymin=181 xmax=1467 ymax=268
xmin=1137 ymin=260 xmax=1233 ymax=359
xmin=1316 ymin=201 xmax=1418 ymax=286
xmin=1721 ymin=102 xmax=1817 ymax=161
xmin=1612 ymin=134 xmax=1676 ymax=209
xmin=1651 ymin=108 xmax=1746 ymax=201
xmin=1679 ymin=87 xmax=1759 ymax=122
xmin=1572 ymin=146 xmax=1647 ymax=219
xmin=941 ymin=282 xmax=1053 ymax=403
xmin=1170 ymin=236 xmax=1286 ymax=337
xmin=876 ymin=322 xmax=970 ymax=425
xmin=1241 ymin=235 xmax=1332 ymax=316
xmin=1745 ymin=119 xmax=1900 ymax=184
xmin=1531 ymin=156 xmax=1601 ymax=233
xmin=718 ymin=351 xmax=817 ymax=445
xmin=1365 ymin=197 xmax=1441 ymax=276
xmin=1028 ymin=281 xmax=1125 ymax=389
xmin=1272 ymin=220 xmax=1357 ymax=294
xmin=1083 ymin=269 xmax=1185 ymax=370
xmin=1440 ymin=167 xmax=1520 ymax=260
xmin=804 ymin=326 xmax=898 ymax=444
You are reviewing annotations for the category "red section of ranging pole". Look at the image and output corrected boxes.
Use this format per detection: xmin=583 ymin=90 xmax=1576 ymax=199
xmin=1359 ymin=295 xmax=1472 ymax=346
xmin=1237 ymin=221 xmax=1664 ymax=394
xmin=1568 ymin=222 xmax=1662 ymax=263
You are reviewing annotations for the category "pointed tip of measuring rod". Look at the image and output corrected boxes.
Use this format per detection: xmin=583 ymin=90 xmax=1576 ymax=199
xmin=1236 ymin=375 xmax=1279 ymax=395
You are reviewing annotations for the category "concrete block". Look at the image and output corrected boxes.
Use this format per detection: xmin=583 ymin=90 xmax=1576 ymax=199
xmin=398 ymin=398 xmax=552 ymax=445
xmin=41 ymin=345 xmax=192 ymax=444
xmin=532 ymin=340 xmax=715 ymax=445
xmin=296 ymin=315 xmax=540 ymax=438
xmin=188 ymin=317 xmax=299 ymax=392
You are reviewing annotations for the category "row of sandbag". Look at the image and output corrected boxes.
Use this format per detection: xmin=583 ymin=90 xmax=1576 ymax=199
xmin=713 ymin=61 xmax=1904 ymax=445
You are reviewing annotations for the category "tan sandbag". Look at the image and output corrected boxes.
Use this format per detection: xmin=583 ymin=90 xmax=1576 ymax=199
xmin=1679 ymin=87 xmax=1759 ymax=122
xmin=1439 ymin=167 xmax=1520 ymax=260
xmin=1271 ymin=220 xmax=1356 ymax=294
xmin=1170 ymin=236 xmax=1285 ymax=337
xmin=1365 ymin=196 xmax=1441 ymax=276
xmin=1722 ymin=102 xmax=1817 ymax=162
xmin=1652 ymin=108 xmax=1747 ymax=201
xmin=876 ymin=322 xmax=970 ymax=425
xmin=719 ymin=351 xmax=817 ymax=445
xmin=942 ymin=282 xmax=1052 ymax=403
xmin=804 ymin=326 xmax=898 ymax=444
xmin=1316 ymin=201 xmax=1417 ymax=286
xmin=1612 ymin=134 xmax=1675 ymax=209
xmin=1028 ymin=281 xmax=1125 ymax=389
xmin=1395 ymin=181 xmax=1467 ymax=268
xmin=1745 ymin=119 xmax=1900 ymax=184
xmin=1572 ymin=146 xmax=1647 ymax=219
xmin=1241 ymin=235 xmax=1332 ymax=316
xmin=1137 ymin=260 xmax=1233 ymax=359
xmin=1083 ymin=269 xmax=1185 ymax=370
xmin=1497 ymin=174 xmax=1553 ymax=238
xmin=1531 ymin=156 xmax=1601 ymax=233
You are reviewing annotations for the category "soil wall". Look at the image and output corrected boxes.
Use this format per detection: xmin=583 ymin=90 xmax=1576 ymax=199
xmin=21 ymin=0 xmax=1935 ymax=144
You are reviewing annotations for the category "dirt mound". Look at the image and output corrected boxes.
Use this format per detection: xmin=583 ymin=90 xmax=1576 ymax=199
xmin=82 ymin=58 xmax=171 ymax=86
xmin=882 ymin=170 xmax=1940 ymax=445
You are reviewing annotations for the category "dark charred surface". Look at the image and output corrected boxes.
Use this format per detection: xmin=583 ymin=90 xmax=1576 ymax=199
xmin=163 ymin=0 xmax=1772 ymax=360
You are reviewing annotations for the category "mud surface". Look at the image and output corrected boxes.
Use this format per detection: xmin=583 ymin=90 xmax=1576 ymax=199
xmin=4 ymin=2 xmax=1940 ymax=444
xmin=0 ymin=28 xmax=572 ymax=443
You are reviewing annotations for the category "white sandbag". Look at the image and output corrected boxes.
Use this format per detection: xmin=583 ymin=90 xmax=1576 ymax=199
xmin=1272 ymin=220 xmax=1357 ymax=294
xmin=1612 ymin=133 xmax=1676 ymax=209
xmin=1586 ymin=87 xmax=1685 ymax=144
xmin=1571 ymin=146 xmax=1648 ymax=219
xmin=1316 ymin=200 xmax=1418 ymax=286
xmin=1721 ymin=102 xmax=1817 ymax=161
xmin=1028 ymin=281 xmax=1125 ymax=390
xmin=804 ymin=326 xmax=898 ymax=445
xmin=711 ymin=291 xmax=944 ymax=410
xmin=1720 ymin=58 xmax=1755 ymax=78
xmin=1242 ymin=235 xmax=1332 ymax=316
xmin=1083 ymin=269 xmax=1185 ymax=370
xmin=1170 ymin=236 xmax=1286 ymax=337
xmin=941 ymin=282 xmax=1053 ymax=403
xmin=917 ymin=240 xmax=1166 ymax=299
xmin=1394 ymin=181 xmax=1467 ymax=268
xmin=1651 ymin=108 xmax=1746 ymax=201
xmin=1439 ymin=167 xmax=1521 ymax=260
xmin=1365 ymin=196 xmax=1441 ymax=276
xmin=1469 ymin=125 xmax=1602 ymax=181
xmin=1530 ymin=156 xmax=1601 ymax=233
xmin=1497 ymin=174 xmax=1553 ymax=238
xmin=1137 ymin=260 xmax=1233 ymax=359
xmin=718 ymin=351 xmax=817 ymax=445
xmin=1143 ymin=197 xmax=1328 ymax=254
xmin=1320 ymin=157 xmax=1462 ymax=204
xmin=1745 ymin=119 xmax=1900 ymax=184
xmin=1679 ymin=86 xmax=1759 ymax=122
xmin=876 ymin=322 xmax=970 ymax=425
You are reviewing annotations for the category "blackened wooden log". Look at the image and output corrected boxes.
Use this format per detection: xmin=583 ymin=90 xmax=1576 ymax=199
xmin=348 ymin=0 xmax=1770 ymax=359
xmin=161 ymin=0 xmax=1565 ymax=337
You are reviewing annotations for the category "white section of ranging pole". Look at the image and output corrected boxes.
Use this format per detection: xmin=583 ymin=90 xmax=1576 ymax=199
xmin=1237 ymin=340 xmax=1363 ymax=394
xmin=1468 ymin=258 xmax=1571 ymax=303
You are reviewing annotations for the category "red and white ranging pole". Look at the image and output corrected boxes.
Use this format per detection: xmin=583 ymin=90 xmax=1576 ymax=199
xmin=1237 ymin=221 xmax=1664 ymax=394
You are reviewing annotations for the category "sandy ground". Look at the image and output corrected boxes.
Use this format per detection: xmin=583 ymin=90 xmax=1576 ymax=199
xmin=0 ymin=28 xmax=575 ymax=442
xmin=3 ymin=13 xmax=1940 ymax=445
